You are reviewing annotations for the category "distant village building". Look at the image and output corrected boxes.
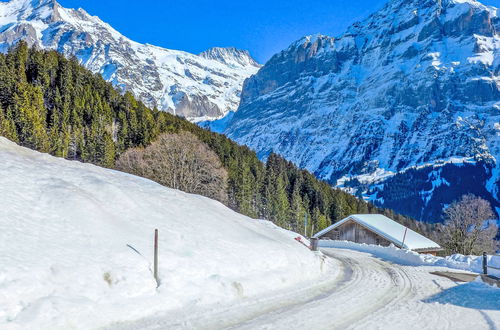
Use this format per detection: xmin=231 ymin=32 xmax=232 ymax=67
xmin=313 ymin=214 xmax=442 ymax=255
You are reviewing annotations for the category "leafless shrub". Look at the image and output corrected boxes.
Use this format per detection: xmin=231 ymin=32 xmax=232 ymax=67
xmin=116 ymin=147 xmax=145 ymax=176
xmin=116 ymin=131 xmax=228 ymax=203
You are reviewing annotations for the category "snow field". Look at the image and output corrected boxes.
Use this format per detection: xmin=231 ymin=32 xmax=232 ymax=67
xmin=0 ymin=137 xmax=331 ymax=329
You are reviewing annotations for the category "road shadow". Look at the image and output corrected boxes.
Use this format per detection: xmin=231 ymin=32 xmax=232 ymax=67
xmin=423 ymin=281 xmax=500 ymax=311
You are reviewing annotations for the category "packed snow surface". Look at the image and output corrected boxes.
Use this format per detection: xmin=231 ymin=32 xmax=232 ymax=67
xmin=314 ymin=214 xmax=442 ymax=250
xmin=0 ymin=137 xmax=329 ymax=329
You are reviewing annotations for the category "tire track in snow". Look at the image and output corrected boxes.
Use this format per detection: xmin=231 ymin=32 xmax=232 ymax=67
xmin=230 ymin=249 xmax=410 ymax=330
xmin=110 ymin=249 xmax=420 ymax=330
xmin=344 ymin=257 xmax=422 ymax=330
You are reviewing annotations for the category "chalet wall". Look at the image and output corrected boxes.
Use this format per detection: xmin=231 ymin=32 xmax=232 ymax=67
xmin=319 ymin=219 xmax=393 ymax=246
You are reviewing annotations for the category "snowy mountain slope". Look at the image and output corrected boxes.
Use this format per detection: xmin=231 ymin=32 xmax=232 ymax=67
xmin=225 ymin=0 xmax=500 ymax=221
xmin=198 ymin=110 xmax=236 ymax=133
xmin=199 ymin=47 xmax=260 ymax=68
xmin=0 ymin=137 xmax=329 ymax=329
xmin=0 ymin=0 xmax=261 ymax=121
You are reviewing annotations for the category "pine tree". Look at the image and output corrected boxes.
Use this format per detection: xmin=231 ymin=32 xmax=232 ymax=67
xmin=0 ymin=105 xmax=18 ymax=142
xmin=289 ymin=181 xmax=305 ymax=232
xmin=271 ymin=175 xmax=291 ymax=228
xmin=102 ymin=132 xmax=116 ymax=168
xmin=14 ymin=84 xmax=49 ymax=152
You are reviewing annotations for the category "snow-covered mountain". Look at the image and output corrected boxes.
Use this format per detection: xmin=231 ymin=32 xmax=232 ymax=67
xmin=0 ymin=136 xmax=328 ymax=328
xmin=225 ymin=0 xmax=500 ymax=222
xmin=0 ymin=0 xmax=261 ymax=121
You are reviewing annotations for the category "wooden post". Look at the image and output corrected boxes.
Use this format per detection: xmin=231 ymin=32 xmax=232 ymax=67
xmin=483 ymin=252 xmax=488 ymax=275
xmin=154 ymin=229 xmax=159 ymax=286
xmin=401 ymin=227 xmax=408 ymax=249
xmin=310 ymin=237 xmax=319 ymax=251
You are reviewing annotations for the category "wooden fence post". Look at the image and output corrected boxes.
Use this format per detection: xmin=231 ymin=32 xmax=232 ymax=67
xmin=310 ymin=237 xmax=319 ymax=251
xmin=483 ymin=252 xmax=488 ymax=275
xmin=154 ymin=229 xmax=159 ymax=286
xmin=401 ymin=227 xmax=408 ymax=249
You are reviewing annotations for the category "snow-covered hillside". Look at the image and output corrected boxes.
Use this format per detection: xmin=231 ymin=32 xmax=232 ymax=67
xmin=0 ymin=0 xmax=260 ymax=120
xmin=225 ymin=0 xmax=500 ymax=221
xmin=0 ymin=137 xmax=328 ymax=329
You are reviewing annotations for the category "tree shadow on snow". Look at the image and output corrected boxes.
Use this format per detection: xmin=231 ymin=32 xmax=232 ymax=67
xmin=423 ymin=282 xmax=500 ymax=311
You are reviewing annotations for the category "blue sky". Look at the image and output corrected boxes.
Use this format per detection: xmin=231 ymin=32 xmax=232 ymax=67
xmin=58 ymin=0 xmax=498 ymax=64
xmin=57 ymin=0 xmax=389 ymax=63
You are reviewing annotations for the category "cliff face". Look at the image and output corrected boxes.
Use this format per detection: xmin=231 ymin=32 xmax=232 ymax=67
xmin=226 ymin=0 xmax=500 ymax=221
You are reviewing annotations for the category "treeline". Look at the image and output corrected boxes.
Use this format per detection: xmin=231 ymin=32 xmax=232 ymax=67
xmin=370 ymin=162 xmax=499 ymax=223
xmin=0 ymin=42 xmax=435 ymax=236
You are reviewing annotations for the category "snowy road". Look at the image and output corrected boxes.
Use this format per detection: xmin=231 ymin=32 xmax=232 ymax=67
xmin=109 ymin=248 xmax=500 ymax=330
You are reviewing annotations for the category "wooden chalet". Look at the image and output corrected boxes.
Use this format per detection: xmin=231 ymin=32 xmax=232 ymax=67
xmin=313 ymin=214 xmax=442 ymax=255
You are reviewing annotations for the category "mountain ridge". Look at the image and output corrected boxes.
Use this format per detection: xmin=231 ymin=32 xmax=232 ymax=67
xmin=225 ymin=0 xmax=500 ymax=222
xmin=0 ymin=0 xmax=261 ymax=120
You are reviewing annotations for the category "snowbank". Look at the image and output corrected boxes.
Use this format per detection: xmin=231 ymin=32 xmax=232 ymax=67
xmin=0 ymin=137 xmax=330 ymax=329
xmin=320 ymin=240 xmax=500 ymax=277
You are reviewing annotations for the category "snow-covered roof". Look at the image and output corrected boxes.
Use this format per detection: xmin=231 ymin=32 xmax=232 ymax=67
xmin=314 ymin=214 xmax=441 ymax=251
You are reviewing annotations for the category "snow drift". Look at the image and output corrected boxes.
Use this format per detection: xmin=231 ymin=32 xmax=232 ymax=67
xmin=0 ymin=137 xmax=329 ymax=329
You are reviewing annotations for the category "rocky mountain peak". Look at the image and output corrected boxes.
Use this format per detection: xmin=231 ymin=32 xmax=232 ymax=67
xmin=284 ymin=34 xmax=335 ymax=62
xmin=3 ymin=0 xmax=60 ymax=12
xmin=0 ymin=0 xmax=63 ymax=23
xmin=199 ymin=47 xmax=260 ymax=68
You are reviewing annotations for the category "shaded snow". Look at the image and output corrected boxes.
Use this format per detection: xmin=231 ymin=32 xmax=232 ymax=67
xmin=197 ymin=111 xmax=235 ymax=133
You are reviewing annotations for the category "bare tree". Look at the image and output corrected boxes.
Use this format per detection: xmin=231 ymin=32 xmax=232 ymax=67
xmin=116 ymin=147 xmax=146 ymax=177
xmin=116 ymin=132 xmax=228 ymax=203
xmin=442 ymin=194 xmax=497 ymax=255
